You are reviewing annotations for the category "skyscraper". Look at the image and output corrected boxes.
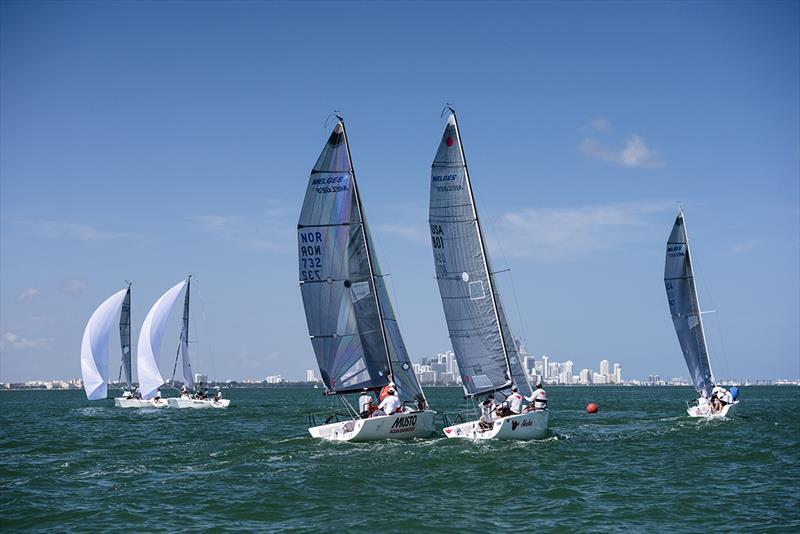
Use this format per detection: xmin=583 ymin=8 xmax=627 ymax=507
xmin=600 ymin=359 xmax=609 ymax=376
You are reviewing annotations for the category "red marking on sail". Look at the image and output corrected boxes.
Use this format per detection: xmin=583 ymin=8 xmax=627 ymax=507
xmin=444 ymin=428 xmax=452 ymax=434
xmin=446 ymin=137 xmax=454 ymax=147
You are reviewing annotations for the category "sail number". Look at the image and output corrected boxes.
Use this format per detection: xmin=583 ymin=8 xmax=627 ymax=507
xmin=431 ymin=224 xmax=444 ymax=249
xmin=300 ymin=231 xmax=324 ymax=281
xmin=312 ymin=176 xmax=349 ymax=194
xmin=431 ymin=224 xmax=448 ymax=277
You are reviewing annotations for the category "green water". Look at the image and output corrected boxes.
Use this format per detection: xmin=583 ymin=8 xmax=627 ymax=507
xmin=1 ymin=386 xmax=798 ymax=532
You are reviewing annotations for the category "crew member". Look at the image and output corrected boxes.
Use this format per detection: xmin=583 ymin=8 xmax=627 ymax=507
xmin=374 ymin=388 xmax=401 ymax=417
xmin=479 ymin=394 xmax=498 ymax=430
xmin=214 ymin=389 xmax=222 ymax=403
xmin=507 ymin=386 xmax=525 ymax=414
xmin=358 ymin=388 xmax=374 ymax=419
xmin=527 ymin=383 xmax=548 ymax=412
xmin=379 ymin=381 xmax=396 ymax=402
xmin=711 ymin=385 xmax=727 ymax=412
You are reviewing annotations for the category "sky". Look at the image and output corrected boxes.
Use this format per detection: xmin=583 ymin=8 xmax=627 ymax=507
xmin=1 ymin=1 xmax=798 ymax=383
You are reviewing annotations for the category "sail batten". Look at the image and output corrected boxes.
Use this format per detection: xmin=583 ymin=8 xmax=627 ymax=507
xmin=81 ymin=288 xmax=130 ymax=400
xmin=429 ymin=111 xmax=532 ymax=398
xmin=298 ymin=120 xmax=426 ymax=405
xmin=664 ymin=210 xmax=714 ymax=397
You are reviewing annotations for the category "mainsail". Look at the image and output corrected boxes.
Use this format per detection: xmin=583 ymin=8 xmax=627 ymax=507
xmin=81 ymin=288 xmax=130 ymax=400
xmin=429 ymin=111 xmax=532 ymax=398
xmin=137 ymin=279 xmax=187 ymax=399
xmin=664 ymin=210 xmax=714 ymax=397
xmin=119 ymin=284 xmax=133 ymax=389
xmin=179 ymin=276 xmax=194 ymax=389
xmin=298 ymin=119 xmax=425 ymax=406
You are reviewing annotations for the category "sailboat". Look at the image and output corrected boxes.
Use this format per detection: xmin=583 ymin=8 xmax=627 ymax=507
xmin=81 ymin=284 xmax=155 ymax=406
xmin=430 ymin=109 xmax=548 ymax=440
xmin=664 ymin=209 xmax=738 ymax=417
xmin=137 ymin=277 xmax=229 ymax=409
xmin=165 ymin=276 xmax=229 ymax=408
xmin=299 ymin=116 xmax=435 ymax=441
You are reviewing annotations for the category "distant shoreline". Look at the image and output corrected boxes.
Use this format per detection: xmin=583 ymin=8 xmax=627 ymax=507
xmin=2 ymin=382 xmax=797 ymax=391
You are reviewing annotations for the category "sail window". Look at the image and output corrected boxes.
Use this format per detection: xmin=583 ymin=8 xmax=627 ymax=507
xmin=688 ymin=315 xmax=699 ymax=330
xmin=350 ymin=281 xmax=371 ymax=303
xmin=340 ymin=357 xmax=368 ymax=387
xmin=472 ymin=374 xmax=493 ymax=389
xmin=469 ymin=280 xmax=486 ymax=300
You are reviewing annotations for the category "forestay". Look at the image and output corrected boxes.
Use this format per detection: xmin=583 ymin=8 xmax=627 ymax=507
xmin=137 ymin=280 xmax=187 ymax=399
xmin=298 ymin=121 xmax=425 ymax=406
xmin=429 ymin=112 xmax=531 ymax=398
xmin=119 ymin=285 xmax=133 ymax=389
xmin=664 ymin=210 xmax=713 ymax=397
xmin=81 ymin=288 xmax=129 ymax=400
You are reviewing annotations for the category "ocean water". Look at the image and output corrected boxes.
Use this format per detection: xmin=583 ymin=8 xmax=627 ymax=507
xmin=1 ymin=386 xmax=798 ymax=532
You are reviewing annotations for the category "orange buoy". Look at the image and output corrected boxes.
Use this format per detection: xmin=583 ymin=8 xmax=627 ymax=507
xmin=586 ymin=403 xmax=599 ymax=413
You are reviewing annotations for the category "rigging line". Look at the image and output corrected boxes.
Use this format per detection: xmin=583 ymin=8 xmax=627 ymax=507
xmin=697 ymin=266 xmax=731 ymax=381
xmin=477 ymin=192 xmax=531 ymax=350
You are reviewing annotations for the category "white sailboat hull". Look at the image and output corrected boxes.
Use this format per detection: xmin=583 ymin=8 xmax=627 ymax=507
xmin=308 ymin=410 xmax=436 ymax=442
xmin=443 ymin=410 xmax=549 ymax=440
xmin=167 ymin=397 xmax=230 ymax=409
xmin=114 ymin=397 xmax=170 ymax=408
xmin=687 ymin=400 xmax=739 ymax=418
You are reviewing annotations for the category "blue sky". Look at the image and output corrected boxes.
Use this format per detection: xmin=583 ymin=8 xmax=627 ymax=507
xmin=1 ymin=1 xmax=798 ymax=382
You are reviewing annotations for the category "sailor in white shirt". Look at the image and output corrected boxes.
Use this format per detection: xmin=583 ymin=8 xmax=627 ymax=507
xmin=506 ymin=386 xmax=525 ymax=414
xmin=479 ymin=394 xmax=499 ymax=430
xmin=358 ymin=388 xmax=374 ymax=419
xmin=527 ymin=384 xmax=548 ymax=411
xmin=374 ymin=389 xmax=401 ymax=417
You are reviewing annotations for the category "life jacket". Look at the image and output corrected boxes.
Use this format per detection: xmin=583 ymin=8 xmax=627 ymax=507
xmin=533 ymin=389 xmax=548 ymax=410
xmin=379 ymin=385 xmax=392 ymax=402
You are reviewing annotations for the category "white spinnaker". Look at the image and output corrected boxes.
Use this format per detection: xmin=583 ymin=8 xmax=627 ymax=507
xmin=80 ymin=288 xmax=129 ymax=400
xmin=137 ymin=280 xmax=187 ymax=399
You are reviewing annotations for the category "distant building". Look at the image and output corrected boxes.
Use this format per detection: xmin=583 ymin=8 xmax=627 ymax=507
xmin=306 ymin=369 xmax=319 ymax=383
xmin=613 ymin=363 xmax=622 ymax=384
xmin=266 ymin=375 xmax=284 ymax=384
xmin=600 ymin=359 xmax=609 ymax=377
xmin=579 ymin=368 xmax=592 ymax=384
xmin=593 ymin=372 xmax=607 ymax=384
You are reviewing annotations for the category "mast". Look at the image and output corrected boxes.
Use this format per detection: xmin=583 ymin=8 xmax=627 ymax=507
xmin=338 ymin=117 xmax=395 ymax=384
xmin=449 ymin=108 xmax=514 ymax=385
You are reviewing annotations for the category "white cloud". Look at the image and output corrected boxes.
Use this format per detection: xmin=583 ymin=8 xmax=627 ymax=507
xmin=580 ymin=135 xmax=664 ymax=169
xmin=491 ymin=201 xmax=674 ymax=261
xmin=373 ymin=223 xmax=430 ymax=246
xmin=731 ymin=240 xmax=759 ymax=254
xmin=581 ymin=116 xmax=613 ymax=132
xmin=188 ymin=203 xmax=293 ymax=252
xmin=20 ymin=220 xmax=133 ymax=241
xmin=60 ymin=279 xmax=87 ymax=294
xmin=1 ymin=331 xmax=52 ymax=350
xmin=17 ymin=288 xmax=41 ymax=302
